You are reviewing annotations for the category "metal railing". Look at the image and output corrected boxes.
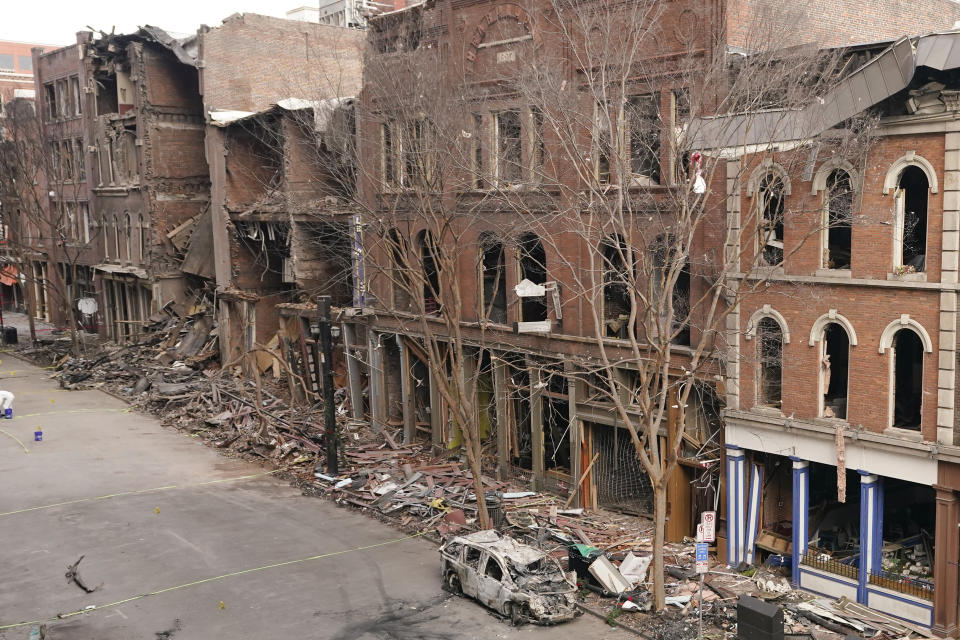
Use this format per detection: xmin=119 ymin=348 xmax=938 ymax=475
xmin=868 ymin=569 xmax=934 ymax=601
xmin=800 ymin=553 xmax=859 ymax=580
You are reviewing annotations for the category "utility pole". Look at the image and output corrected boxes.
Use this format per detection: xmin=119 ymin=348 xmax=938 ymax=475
xmin=315 ymin=295 xmax=339 ymax=476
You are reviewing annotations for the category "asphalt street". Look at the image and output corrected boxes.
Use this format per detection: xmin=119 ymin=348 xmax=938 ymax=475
xmin=0 ymin=355 xmax=631 ymax=639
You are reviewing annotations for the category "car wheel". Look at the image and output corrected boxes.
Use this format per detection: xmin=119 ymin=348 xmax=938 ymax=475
xmin=445 ymin=572 xmax=462 ymax=595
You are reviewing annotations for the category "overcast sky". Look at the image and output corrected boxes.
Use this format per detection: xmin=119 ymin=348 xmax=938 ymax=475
xmin=2 ymin=0 xmax=297 ymax=45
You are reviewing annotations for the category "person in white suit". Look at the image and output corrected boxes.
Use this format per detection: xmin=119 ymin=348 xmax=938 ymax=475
xmin=0 ymin=389 xmax=14 ymax=418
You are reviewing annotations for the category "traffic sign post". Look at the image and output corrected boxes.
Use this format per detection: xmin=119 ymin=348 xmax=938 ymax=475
xmin=695 ymin=541 xmax=709 ymax=640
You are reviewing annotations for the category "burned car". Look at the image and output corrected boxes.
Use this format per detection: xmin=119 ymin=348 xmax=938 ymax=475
xmin=439 ymin=530 xmax=579 ymax=625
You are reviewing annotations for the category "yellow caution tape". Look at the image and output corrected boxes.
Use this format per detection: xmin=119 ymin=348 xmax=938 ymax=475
xmin=0 ymin=530 xmax=427 ymax=630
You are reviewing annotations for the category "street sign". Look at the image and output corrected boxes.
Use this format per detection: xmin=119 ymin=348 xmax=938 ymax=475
xmin=701 ymin=510 xmax=716 ymax=543
xmin=695 ymin=542 xmax=709 ymax=574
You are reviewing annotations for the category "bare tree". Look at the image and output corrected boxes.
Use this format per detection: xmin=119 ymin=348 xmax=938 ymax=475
xmin=0 ymin=97 xmax=101 ymax=351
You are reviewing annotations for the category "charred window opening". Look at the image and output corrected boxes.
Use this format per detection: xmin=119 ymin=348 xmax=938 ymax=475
xmin=95 ymin=73 xmax=118 ymax=116
xmin=758 ymin=175 xmax=785 ymax=266
xmin=824 ymin=169 xmax=852 ymax=269
xmin=235 ymin=221 xmax=292 ymax=288
xmin=601 ymin=234 xmax=631 ymax=339
xmin=386 ymin=229 xmax=409 ymax=311
xmin=465 ymin=545 xmax=482 ymax=568
xmin=517 ymin=233 xmax=547 ymax=322
xmin=496 ymin=110 xmax=522 ymax=185
xmin=757 ymin=317 xmax=783 ymax=408
xmin=506 ymin=354 xmax=532 ymax=471
xmin=808 ymin=462 xmax=861 ymax=567
xmin=652 ymin=235 xmax=690 ymax=345
xmin=892 ymin=329 xmax=923 ymax=430
xmin=411 ymin=353 xmax=432 ymax=441
xmin=627 ymin=93 xmax=661 ymax=184
xmin=880 ymin=478 xmax=935 ymax=587
xmin=483 ymin=557 xmax=504 ymax=581
xmin=542 ymin=365 xmax=570 ymax=474
xmin=896 ymin=166 xmax=928 ymax=272
xmin=299 ymin=221 xmax=352 ymax=305
xmin=480 ymin=234 xmax=506 ymax=324
xmin=419 ymin=230 xmax=441 ymax=314
xmin=821 ymin=323 xmax=849 ymax=419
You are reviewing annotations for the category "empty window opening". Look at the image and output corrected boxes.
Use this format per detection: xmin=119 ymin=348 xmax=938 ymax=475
xmin=382 ymin=122 xmax=398 ymax=188
xmin=465 ymin=545 xmax=482 ymax=569
xmin=757 ymin=317 xmax=783 ymax=408
xmin=411 ymin=353 xmax=432 ymax=441
xmin=517 ymin=233 xmax=547 ymax=322
xmin=892 ymin=329 xmax=923 ymax=430
xmin=480 ymin=234 xmax=506 ymax=324
xmin=595 ymin=102 xmax=611 ymax=184
xmin=496 ymin=110 xmax=522 ymax=185
xmin=44 ymin=83 xmax=57 ymax=120
xmin=627 ymin=93 xmax=661 ymax=184
xmin=484 ymin=557 xmax=504 ymax=581
xmin=758 ymin=175 xmax=785 ymax=266
xmin=419 ymin=231 xmax=441 ymax=314
xmin=878 ymin=478 xmax=935 ymax=592
xmin=805 ymin=462 xmax=861 ymax=571
xmin=896 ymin=166 xmax=928 ymax=272
xmin=506 ymin=355 xmax=533 ymax=471
xmin=590 ymin=422 xmax=653 ymax=515
xmin=824 ymin=169 xmax=852 ymax=269
xmin=95 ymin=73 xmax=118 ymax=116
xmin=475 ymin=351 xmax=496 ymax=442
xmin=542 ymin=366 xmax=570 ymax=474
xmin=472 ymin=113 xmax=484 ymax=189
xmin=602 ymin=235 xmax=632 ymax=339
xmin=386 ymin=229 xmax=409 ymax=310
xmin=403 ymin=119 xmax=428 ymax=188
xmin=821 ymin=323 xmax=849 ymax=419
xmin=71 ymin=76 xmax=82 ymax=116
xmin=652 ymin=235 xmax=690 ymax=345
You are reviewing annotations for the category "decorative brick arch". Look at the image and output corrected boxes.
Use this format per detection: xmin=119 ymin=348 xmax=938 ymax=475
xmin=808 ymin=309 xmax=858 ymax=346
xmin=878 ymin=314 xmax=934 ymax=353
xmin=882 ymin=152 xmax=939 ymax=195
xmin=745 ymin=304 xmax=791 ymax=344
xmin=466 ymin=4 xmax=542 ymax=72
xmin=746 ymin=159 xmax=792 ymax=196
xmin=811 ymin=157 xmax=860 ymax=194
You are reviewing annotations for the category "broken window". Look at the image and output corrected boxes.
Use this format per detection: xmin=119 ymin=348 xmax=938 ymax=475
xmin=404 ymin=119 xmax=428 ymax=188
xmin=70 ymin=76 xmax=82 ymax=116
xmin=465 ymin=546 xmax=482 ymax=569
xmin=112 ymin=215 xmax=121 ymax=260
xmin=895 ymin=166 xmax=928 ymax=273
xmin=805 ymin=462 xmax=861 ymax=571
xmin=43 ymin=83 xmax=56 ymax=121
xmin=56 ymin=79 xmax=68 ymax=118
xmin=821 ymin=323 xmax=849 ymax=419
xmin=542 ymin=364 xmax=570 ymax=475
xmin=496 ymin=110 xmax=522 ymax=185
xmin=419 ymin=230 xmax=441 ymax=314
xmin=651 ymin=235 xmax=690 ymax=345
xmin=137 ymin=214 xmax=145 ymax=262
xmin=81 ymin=204 xmax=90 ymax=244
xmin=517 ymin=233 xmax=547 ymax=322
xmin=601 ymin=234 xmax=632 ymax=339
xmin=876 ymin=478 xmax=934 ymax=596
xmin=61 ymin=140 xmax=74 ymax=181
xmin=757 ymin=317 xmax=783 ymax=408
xmin=95 ymin=73 xmax=118 ymax=116
xmin=757 ymin=174 xmax=785 ymax=266
xmin=531 ymin=107 xmax=545 ymax=182
xmin=892 ymin=329 xmax=923 ymax=430
xmin=483 ymin=557 xmax=504 ymax=581
xmin=594 ymin=102 xmax=611 ymax=185
xmin=74 ymin=138 xmax=86 ymax=182
xmin=824 ymin=169 xmax=852 ymax=269
xmin=506 ymin=354 xmax=533 ymax=470
xmin=386 ymin=229 xmax=409 ymax=310
xmin=124 ymin=213 xmax=132 ymax=261
xmin=627 ymin=93 xmax=661 ymax=184
xmin=480 ymin=234 xmax=506 ymax=324
xmin=119 ymin=130 xmax=138 ymax=183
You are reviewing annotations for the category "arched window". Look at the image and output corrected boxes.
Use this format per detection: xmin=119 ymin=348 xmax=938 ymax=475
xmin=757 ymin=174 xmax=785 ymax=266
xmin=820 ymin=323 xmax=850 ymax=419
xmin=890 ymin=329 xmax=923 ymax=430
xmin=124 ymin=213 xmax=132 ymax=261
xmin=386 ymin=229 xmax=409 ymax=311
xmin=895 ymin=166 xmax=928 ymax=272
xmin=479 ymin=233 xmax=506 ymax=324
xmin=418 ymin=230 xmax=441 ymax=314
xmin=601 ymin=234 xmax=631 ymax=339
xmin=517 ymin=233 xmax=547 ymax=322
xmin=823 ymin=169 xmax=852 ymax=269
xmin=757 ymin=317 xmax=783 ymax=408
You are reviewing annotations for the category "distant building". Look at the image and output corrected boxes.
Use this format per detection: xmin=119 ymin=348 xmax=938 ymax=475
xmin=0 ymin=39 xmax=60 ymax=113
xmin=286 ymin=0 xmax=404 ymax=29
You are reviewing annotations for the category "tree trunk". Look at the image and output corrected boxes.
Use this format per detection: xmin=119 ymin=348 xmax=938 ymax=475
xmin=652 ymin=478 xmax=667 ymax=611
xmin=462 ymin=433 xmax=491 ymax=529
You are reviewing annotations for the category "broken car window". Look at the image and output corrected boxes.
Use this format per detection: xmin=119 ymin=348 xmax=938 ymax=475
xmin=484 ymin=557 xmax=504 ymax=581
xmin=465 ymin=546 xmax=482 ymax=569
